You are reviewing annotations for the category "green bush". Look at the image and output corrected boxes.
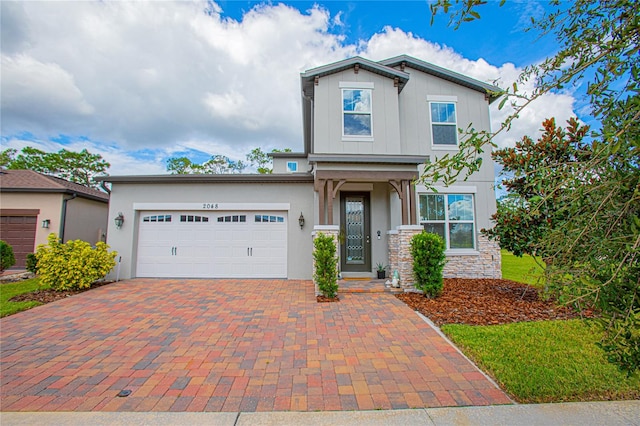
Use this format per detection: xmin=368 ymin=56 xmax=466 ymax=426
xmin=313 ymin=233 xmax=338 ymax=298
xmin=25 ymin=253 xmax=38 ymax=274
xmin=410 ymin=231 xmax=447 ymax=297
xmin=0 ymin=240 xmax=16 ymax=272
xmin=36 ymin=233 xmax=117 ymax=291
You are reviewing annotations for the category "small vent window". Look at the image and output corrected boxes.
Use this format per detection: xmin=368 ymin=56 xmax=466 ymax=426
xmin=180 ymin=215 xmax=209 ymax=223
xmin=217 ymin=215 xmax=247 ymax=223
xmin=255 ymin=215 xmax=285 ymax=223
xmin=143 ymin=215 xmax=172 ymax=222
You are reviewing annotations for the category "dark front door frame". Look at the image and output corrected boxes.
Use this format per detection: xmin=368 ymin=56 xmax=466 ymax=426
xmin=340 ymin=192 xmax=371 ymax=273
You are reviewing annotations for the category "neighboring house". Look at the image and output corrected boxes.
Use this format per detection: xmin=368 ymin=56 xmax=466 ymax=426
xmin=97 ymin=55 xmax=502 ymax=285
xmin=0 ymin=169 xmax=109 ymax=268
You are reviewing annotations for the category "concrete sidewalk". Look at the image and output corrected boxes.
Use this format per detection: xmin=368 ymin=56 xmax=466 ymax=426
xmin=2 ymin=401 xmax=639 ymax=425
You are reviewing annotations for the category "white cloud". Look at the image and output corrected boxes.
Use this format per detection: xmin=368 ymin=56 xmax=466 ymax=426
xmin=0 ymin=1 xmax=578 ymax=176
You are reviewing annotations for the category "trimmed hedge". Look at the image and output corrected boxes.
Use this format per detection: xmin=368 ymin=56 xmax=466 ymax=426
xmin=410 ymin=231 xmax=447 ymax=298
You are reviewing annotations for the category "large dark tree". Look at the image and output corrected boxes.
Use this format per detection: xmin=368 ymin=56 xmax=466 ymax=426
xmin=427 ymin=0 xmax=640 ymax=373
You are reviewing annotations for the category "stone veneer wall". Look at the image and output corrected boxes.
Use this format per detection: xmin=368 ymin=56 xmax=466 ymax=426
xmin=312 ymin=226 xmax=340 ymax=296
xmin=388 ymin=226 xmax=423 ymax=289
xmin=443 ymin=234 xmax=502 ymax=279
xmin=389 ymin=229 xmax=502 ymax=289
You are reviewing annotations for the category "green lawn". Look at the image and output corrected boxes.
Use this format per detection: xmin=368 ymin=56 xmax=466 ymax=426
xmin=501 ymin=249 xmax=545 ymax=287
xmin=438 ymin=251 xmax=638 ymax=403
xmin=442 ymin=320 xmax=640 ymax=403
xmin=0 ymin=278 xmax=47 ymax=317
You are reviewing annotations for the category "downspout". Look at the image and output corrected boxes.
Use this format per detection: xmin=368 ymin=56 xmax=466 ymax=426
xmin=59 ymin=192 xmax=77 ymax=242
xmin=100 ymin=180 xmax=111 ymax=195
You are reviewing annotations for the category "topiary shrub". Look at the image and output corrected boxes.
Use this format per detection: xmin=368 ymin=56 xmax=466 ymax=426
xmin=313 ymin=233 xmax=338 ymax=299
xmin=25 ymin=253 xmax=38 ymax=274
xmin=410 ymin=231 xmax=447 ymax=298
xmin=36 ymin=233 xmax=117 ymax=291
xmin=0 ymin=240 xmax=16 ymax=272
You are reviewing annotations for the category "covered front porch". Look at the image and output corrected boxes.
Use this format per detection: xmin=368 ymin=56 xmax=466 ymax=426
xmin=310 ymin=154 xmax=427 ymax=286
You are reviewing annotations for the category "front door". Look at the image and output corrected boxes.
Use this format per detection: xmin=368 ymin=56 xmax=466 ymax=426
xmin=340 ymin=193 xmax=371 ymax=273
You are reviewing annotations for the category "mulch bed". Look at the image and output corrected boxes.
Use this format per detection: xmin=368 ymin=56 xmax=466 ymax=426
xmin=9 ymin=281 xmax=113 ymax=304
xmin=317 ymin=295 xmax=340 ymax=303
xmin=396 ymin=278 xmax=597 ymax=326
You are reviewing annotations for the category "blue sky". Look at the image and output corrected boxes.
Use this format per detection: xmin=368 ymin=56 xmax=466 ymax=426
xmin=1 ymin=1 xmax=581 ymax=177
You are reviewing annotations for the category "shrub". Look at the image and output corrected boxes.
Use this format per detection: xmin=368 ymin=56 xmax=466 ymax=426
xmin=0 ymin=240 xmax=16 ymax=272
xmin=313 ymin=233 xmax=338 ymax=298
xmin=25 ymin=253 xmax=38 ymax=274
xmin=36 ymin=233 xmax=117 ymax=291
xmin=410 ymin=231 xmax=447 ymax=298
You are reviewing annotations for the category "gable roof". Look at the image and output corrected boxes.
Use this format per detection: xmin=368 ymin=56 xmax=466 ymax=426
xmin=379 ymin=54 xmax=502 ymax=103
xmin=0 ymin=169 xmax=109 ymax=202
xmin=301 ymin=56 xmax=411 ymax=98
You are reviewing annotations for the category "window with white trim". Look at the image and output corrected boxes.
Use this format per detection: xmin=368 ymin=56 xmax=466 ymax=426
xmin=430 ymin=102 xmax=458 ymax=146
xmin=286 ymin=161 xmax=298 ymax=172
xmin=342 ymin=88 xmax=372 ymax=137
xmin=419 ymin=194 xmax=475 ymax=250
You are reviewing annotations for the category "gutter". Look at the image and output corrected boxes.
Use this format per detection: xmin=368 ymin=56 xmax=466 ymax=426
xmin=59 ymin=192 xmax=77 ymax=241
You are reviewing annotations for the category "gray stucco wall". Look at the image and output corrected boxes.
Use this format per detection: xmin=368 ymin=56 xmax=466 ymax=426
xmin=106 ymin=181 xmax=314 ymax=280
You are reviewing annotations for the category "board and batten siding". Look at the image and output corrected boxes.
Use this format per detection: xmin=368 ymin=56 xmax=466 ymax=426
xmin=397 ymin=67 xmax=495 ymax=183
xmin=313 ymin=69 xmax=401 ymax=155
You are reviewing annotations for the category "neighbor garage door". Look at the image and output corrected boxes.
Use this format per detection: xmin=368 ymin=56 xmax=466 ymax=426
xmin=136 ymin=211 xmax=287 ymax=278
xmin=0 ymin=210 xmax=39 ymax=269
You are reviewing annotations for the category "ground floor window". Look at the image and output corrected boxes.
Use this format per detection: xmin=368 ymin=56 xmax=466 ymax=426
xmin=419 ymin=193 xmax=475 ymax=250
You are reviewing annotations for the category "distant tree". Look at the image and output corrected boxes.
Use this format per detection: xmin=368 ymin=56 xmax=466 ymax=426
xmin=2 ymin=147 xmax=110 ymax=189
xmin=246 ymin=147 xmax=292 ymax=174
xmin=166 ymin=154 xmax=246 ymax=174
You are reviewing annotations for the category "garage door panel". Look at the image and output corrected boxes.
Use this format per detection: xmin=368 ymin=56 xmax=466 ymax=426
xmin=136 ymin=210 xmax=287 ymax=278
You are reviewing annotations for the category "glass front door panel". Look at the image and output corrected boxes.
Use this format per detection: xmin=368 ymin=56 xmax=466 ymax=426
xmin=345 ymin=197 xmax=365 ymax=264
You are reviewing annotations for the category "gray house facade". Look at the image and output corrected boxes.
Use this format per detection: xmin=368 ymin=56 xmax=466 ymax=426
xmin=99 ymin=55 xmax=501 ymax=283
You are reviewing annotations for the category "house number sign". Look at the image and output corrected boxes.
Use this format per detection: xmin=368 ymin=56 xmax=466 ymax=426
xmin=202 ymin=203 xmax=219 ymax=209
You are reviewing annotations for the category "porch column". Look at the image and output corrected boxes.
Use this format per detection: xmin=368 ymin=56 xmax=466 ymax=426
xmin=326 ymin=179 xmax=334 ymax=225
xmin=401 ymin=180 xmax=409 ymax=225
xmin=393 ymin=225 xmax=423 ymax=289
xmin=409 ymin=181 xmax=417 ymax=225
xmin=316 ymin=179 xmax=326 ymax=225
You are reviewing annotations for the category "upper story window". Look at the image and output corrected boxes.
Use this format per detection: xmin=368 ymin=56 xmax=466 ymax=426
xmin=286 ymin=161 xmax=298 ymax=172
xmin=340 ymin=82 xmax=374 ymax=140
xmin=419 ymin=193 xmax=475 ymax=250
xmin=429 ymin=99 xmax=458 ymax=147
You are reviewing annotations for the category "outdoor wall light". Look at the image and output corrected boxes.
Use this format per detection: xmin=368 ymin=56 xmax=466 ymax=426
xmin=42 ymin=219 xmax=50 ymax=229
xmin=298 ymin=212 xmax=305 ymax=229
xmin=114 ymin=212 xmax=125 ymax=229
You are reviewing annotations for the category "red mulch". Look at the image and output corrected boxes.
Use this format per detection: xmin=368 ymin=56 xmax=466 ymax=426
xmin=9 ymin=281 xmax=113 ymax=304
xmin=396 ymin=278 xmax=597 ymax=326
xmin=317 ymin=295 xmax=340 ymax=303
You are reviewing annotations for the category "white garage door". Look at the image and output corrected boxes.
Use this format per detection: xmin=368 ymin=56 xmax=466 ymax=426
xmin=136 ymin=211 xmax=287 ymax=278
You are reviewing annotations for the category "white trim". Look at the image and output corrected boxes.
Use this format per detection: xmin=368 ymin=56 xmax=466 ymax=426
xmin=415 ymin=184 xmax=477 ymax=193
xmin=339 ymin=81 xmax=375 ymax=89
xmin=133 ymin=203 xmax=290 ymax=211
xmin=426 ymin=95 xmax=458 ymax=102
xmin=342 ymin=136 xmax=374 ymax=142
xmin=446 ymin=249 xmax=480 ymax=256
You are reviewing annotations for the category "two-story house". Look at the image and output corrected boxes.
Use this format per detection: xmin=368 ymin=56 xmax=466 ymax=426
xmin=98 ymin=55 xmax=501 ymax=284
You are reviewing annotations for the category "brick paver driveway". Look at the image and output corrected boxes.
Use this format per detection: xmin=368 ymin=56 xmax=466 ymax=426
xmin=1 ymin=279 xmax=510 ymax=412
